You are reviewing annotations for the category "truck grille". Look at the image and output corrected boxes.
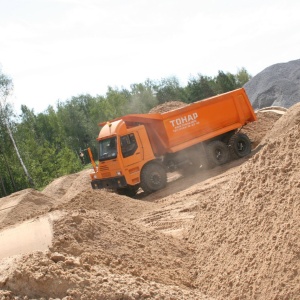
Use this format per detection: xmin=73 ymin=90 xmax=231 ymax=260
xmin=99 ymin=165 xmax=109 ymax=171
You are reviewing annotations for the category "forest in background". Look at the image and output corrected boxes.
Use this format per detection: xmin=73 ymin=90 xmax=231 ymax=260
xmin=0 ymin=67 xmax=251 ymax=197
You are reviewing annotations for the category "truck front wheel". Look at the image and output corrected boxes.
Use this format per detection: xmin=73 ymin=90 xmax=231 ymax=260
xmin=207 ymin=140 xmax=230 ymax=167
xmin=140 ymin=163 xmax=167 ymax=194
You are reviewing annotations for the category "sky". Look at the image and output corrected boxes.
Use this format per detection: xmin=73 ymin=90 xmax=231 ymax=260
xmin=0 ymin=0 xmax=300 ymax=114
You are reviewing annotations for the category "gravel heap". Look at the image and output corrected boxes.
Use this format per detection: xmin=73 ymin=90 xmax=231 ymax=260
xmin=244 ymin=58 xmax=300 ymax=109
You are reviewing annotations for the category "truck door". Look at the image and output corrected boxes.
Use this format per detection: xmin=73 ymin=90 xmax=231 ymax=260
xmin=120 ymin=132 xmax=143 ymax=167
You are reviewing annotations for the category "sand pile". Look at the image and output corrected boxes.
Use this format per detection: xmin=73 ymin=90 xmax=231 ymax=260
xmin=244 ymin=58 xmax=300 ymax=109
xmin=241 ymin=109 xmax=283 ymax=149
xmin=0 ymin=189 xmax=54 ymax=230
xmin=261 ymin=102 xmax=300 ymax=145
xmin=188 ymin=104 xmax=300 ymax=299
xmin=43 ymin=169 xmax=91 ymax=202
xmin=2 ymin=189 xmax=211 ymax=300
xmin=148 ymin=101 xmax=188 ymax=113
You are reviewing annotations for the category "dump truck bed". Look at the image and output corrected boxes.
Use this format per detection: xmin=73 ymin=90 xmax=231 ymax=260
xmin=115 ymin=88 xmax=256 ymax=156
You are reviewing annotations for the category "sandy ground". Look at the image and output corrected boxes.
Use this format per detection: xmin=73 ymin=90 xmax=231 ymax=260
xmin=0 ymin=105 xmax=299 ymax=299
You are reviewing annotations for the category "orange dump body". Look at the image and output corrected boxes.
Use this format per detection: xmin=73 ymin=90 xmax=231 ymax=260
xmin=121 ymin=88 xmax=256 ymax=156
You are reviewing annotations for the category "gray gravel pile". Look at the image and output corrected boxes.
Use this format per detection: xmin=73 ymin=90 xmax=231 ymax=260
xmin=244 ymin=58 xmax=300 ymax=109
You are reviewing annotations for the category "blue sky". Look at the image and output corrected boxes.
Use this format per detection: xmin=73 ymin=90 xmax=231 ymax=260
xmin=0 ymin=0 xmax=299 ymax=113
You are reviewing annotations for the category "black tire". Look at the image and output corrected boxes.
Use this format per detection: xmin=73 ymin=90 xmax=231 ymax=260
xmin=229 ymin=133 xmax=251 ymax=159
xmin=116 ymin=185 xmax=139 ymax=197
xmin=206 ymin=140 xmax=230 ymax=167
xmin=140 ymin=163 xmax=167 ymax=193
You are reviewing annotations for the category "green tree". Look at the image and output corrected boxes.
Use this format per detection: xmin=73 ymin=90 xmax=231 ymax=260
xmin=128 ymin=80 xmax=158 ymax=113
xmin=186 ymin=75 xmax=216 ymax=103
xmin=0 ymin=128 xmax=17 ymax=195
xmin=154 ymin=77 xmax=187 ymax=104
xmin=104 ymin=87 xmax=131 ymax=118
xmin=17 ymin=104 xmax=83 ymax=189
xmin=56 ymin=95 xmax=101 ymax=152
xmin=0 ymin=68 xmax=34 ymax=188
xmin=17 ymin=105 xmax=49 ymax=188
xmin=235 ymin=67 xmax=252 ymax=86
xmin=215 ymin=70 xmax=238 ymax=93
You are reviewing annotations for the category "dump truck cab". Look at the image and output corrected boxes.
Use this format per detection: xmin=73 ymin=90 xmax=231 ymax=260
xmin=90 ymin=119 xmax=156 ymax=192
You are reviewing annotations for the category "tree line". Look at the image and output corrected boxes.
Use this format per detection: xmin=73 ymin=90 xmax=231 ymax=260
xmin=0 ymin=67 xmax=251 ymax=197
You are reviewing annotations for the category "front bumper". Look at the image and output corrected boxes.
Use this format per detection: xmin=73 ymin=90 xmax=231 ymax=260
xmin=91 ymin=176 xmax=127 ymax=190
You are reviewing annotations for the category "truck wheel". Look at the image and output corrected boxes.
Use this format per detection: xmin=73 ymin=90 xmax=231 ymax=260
xmin=229 ymin=133 xmax=251 ymax=159
xmin=206 ymin=140 xmax=230 ymax=167
xmin=140 ymin=163 xmax=167 ymax=193
xmin=117 ymin=185 xmax=139 ymax=197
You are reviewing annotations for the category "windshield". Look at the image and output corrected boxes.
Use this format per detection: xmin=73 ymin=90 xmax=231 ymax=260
xmin=99 ymin=137 xmax=117 ymax=161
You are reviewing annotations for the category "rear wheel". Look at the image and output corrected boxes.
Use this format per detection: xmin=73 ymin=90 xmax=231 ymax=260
xmin=206 ymin=140 xmax=230 ymax=167
xmin=229 ymin=133 xmax=251 ymax=159
xmin=140 ymin=163 xmax=167 ymax=193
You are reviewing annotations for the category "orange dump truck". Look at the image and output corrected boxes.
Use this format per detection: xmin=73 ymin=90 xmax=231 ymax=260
xmin=88 ymin=88 xmax=256 ymax=196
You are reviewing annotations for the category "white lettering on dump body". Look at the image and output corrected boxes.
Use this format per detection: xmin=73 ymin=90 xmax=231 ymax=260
xmin=169 ymin=112 xmax=199 ymax=128
xmin=168 ymin=112 xmax=200 ymax=133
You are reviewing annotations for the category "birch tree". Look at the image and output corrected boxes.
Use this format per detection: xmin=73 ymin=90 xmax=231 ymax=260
xmin=0 ymin=68 xmax=34 ymax=187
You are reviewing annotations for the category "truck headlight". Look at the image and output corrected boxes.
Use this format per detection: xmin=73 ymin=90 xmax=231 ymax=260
xmin=116 ymin=171 xmax=122 ymax=176
xmin=93 ymin=175 xmax=98 ymax=179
